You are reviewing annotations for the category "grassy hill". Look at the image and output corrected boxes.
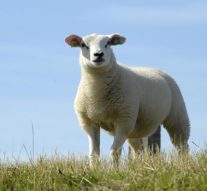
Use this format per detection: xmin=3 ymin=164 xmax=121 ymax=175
xmin=0 ymin=151 xmax=207 ymax=191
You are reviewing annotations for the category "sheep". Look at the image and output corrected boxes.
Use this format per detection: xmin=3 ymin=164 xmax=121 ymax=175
xmin=65 ymin=33 xmax=190 ymax=165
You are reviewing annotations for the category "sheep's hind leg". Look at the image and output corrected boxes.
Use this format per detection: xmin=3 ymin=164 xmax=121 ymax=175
xmin=164 ymin=122 xmax=190 ymax=153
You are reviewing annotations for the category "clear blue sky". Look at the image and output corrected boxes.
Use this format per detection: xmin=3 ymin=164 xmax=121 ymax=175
xmin=0 ymin=0 xmax=207 ymax=160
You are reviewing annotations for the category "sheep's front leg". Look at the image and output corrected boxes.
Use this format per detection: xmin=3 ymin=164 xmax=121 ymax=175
xmin=78 ymin=114 xmax=100 ymax=166
xmin=87 ymin=125 xmax=100 ymax=166
xmin=110 ymin=121 xmax=135 ymax=167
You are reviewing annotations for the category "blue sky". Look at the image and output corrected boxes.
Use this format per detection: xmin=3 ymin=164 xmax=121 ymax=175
xmin=0 ymin=0 xmax=207 ymax=160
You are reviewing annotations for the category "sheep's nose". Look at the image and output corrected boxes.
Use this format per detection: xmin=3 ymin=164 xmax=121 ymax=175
xmin=94 ymin=51 xmax=104 ymax=58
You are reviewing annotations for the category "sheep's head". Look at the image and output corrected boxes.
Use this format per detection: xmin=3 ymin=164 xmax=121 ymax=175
xmin=65 ymin=33 xmax=126 ymax=68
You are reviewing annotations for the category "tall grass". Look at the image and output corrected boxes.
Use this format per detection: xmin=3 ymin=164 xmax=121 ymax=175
xmin=0 ymin=150 xmax=207 ymax=191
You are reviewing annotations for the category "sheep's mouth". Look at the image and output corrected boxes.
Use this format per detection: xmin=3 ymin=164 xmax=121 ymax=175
xmin=92 ymin=58 xmax=105 ymax=63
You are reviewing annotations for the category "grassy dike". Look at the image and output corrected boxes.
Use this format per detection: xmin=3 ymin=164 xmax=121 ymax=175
xmin=0 ymin=151 xmax=207 ymax=191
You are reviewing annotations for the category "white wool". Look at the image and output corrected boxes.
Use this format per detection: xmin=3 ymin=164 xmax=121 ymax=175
xmin=66 ymin=33 xmax=190 ymax=165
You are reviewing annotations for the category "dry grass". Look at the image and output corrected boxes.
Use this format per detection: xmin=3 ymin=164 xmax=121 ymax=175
xmin=0 ymin=150 xmax=207 ymax=191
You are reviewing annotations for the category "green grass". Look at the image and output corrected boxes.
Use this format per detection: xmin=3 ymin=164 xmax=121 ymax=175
xmin=0 ymin=151 xmax=207 ymax=191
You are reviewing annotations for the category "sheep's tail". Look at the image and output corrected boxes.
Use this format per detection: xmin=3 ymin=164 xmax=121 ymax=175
xmin=159 ymin=71 xmax=190 ymax=150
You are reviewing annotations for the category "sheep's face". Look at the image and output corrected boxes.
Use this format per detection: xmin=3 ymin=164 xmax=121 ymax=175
xmin=65 ymin=34 xmax=126 ymax=68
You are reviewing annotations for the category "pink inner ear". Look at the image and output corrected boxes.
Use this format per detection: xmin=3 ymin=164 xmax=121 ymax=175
xmin=114 ymin=35 xmax=126 ymax=44
xmin=110 ymin=34 xmax=126 ymax=45
xmin=119 ymin=36 xmax=126 ymax=44
xmin=65 ymin=35 xmax=82 ymax=47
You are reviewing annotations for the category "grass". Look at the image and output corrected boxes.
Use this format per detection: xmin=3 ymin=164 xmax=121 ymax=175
xmin=0 ymin=151 xmax=207 ymax=191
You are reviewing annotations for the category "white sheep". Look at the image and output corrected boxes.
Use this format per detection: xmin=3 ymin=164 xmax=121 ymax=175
xmin=65 ymin=33 xmax=190 ymax=165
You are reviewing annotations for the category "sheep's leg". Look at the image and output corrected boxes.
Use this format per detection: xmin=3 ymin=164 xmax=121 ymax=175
xmin=148 ymin=126 xmax=161 ymax=153
xmin=77 ymin=114 xmax=100 ymax=166
xmin=110 ymin=147 xmax=122 ymax=168
xmin=110 ymin=122 xmax=134 ymax=167
xmin=165 ymin=126 xmax=189 ymax=153
xmin=127 ymin=138 xmax=145 ymax=159
xmin=87 ymin=125 xmax=100 ymax=166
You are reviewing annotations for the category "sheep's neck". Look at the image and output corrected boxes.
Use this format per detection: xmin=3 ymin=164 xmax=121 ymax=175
xmin=81 ymin=60 xmax=120 ymax=101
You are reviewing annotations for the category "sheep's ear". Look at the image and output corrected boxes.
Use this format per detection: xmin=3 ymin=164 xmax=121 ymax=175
xmin=65 ymin=35 xmax=82 ymax=47
xmin=109 ymin=34 xmax=126 ymax=46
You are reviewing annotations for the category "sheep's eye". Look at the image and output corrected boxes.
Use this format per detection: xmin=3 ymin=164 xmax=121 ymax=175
xmin=81 ymin=42 xmax=89 ymax=49
xmin=105 ymin=42 xmax=110 ymax=48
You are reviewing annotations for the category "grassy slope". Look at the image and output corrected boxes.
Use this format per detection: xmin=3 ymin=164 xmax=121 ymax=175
xmin=0 ymin=151 xmax=207 ymax=191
